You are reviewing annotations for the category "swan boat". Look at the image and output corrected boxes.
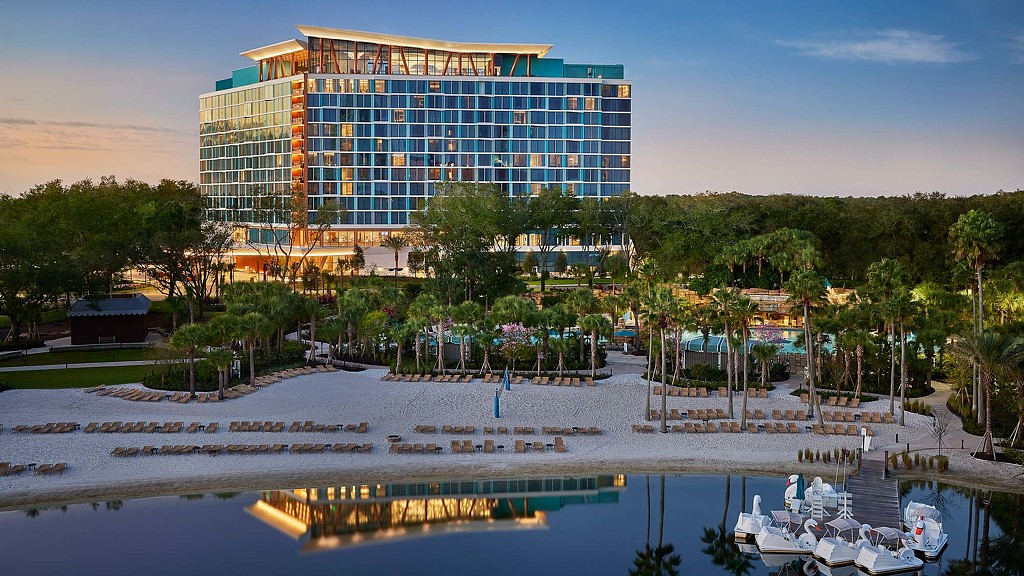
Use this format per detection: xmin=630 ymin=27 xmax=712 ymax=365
xmin=734 ymin=494 xmax=770 ymax=540
xmin=785 ymin=474 xmax=839 ymax=511
xmin=812 ymin=518 xmax=867 ymax=567
xmin=854 ymin=526 xmax=924 ymax=575
xmin=755 ymin=511 xmax=820 ymax=554
xmin=903 ymin=501 xmax=948 ymax=560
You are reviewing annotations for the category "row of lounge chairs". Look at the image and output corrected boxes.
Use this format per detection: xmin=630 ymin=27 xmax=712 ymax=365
xmin=85 ymin=365 xmax=336 ymax=405
xmin=90 ymin=387 xmax=165 ymax=402
xmin=800 ymin=394 xmax=862 ymax=409
xmin=256 ymin=365 xmax=336 ymax=387
xmin=391 ymin=442 xmax=443 ymax=454
xmin=531 ymin=376 xmax=595 ymax=386
xmin=649 ymin=408 xmax=731 ymax=420
xmin=383 ymin=373 xmax=474 ymax=383
xmin=110 ymin=443 xmax=372 ymax=457
xmin=83 ymin=421 xmax=199 ymax=433
xmin=824 ymin=411 xmax=858 ymax=422
xmin=228 ymin=421 xmax=369 ymax=433
xmin=666 ymin=421 xmax=748 ymax=433
xmin=10 ymin=422 xmax=79 ymax=434
xmin=651 ymin=386 xmax=710 ymax=397
xmin=859 ymin=412 xmax=896 ymax=424
xmin=812 ymin=424 xmax=874 ymax=436
xmin=0 ymin=462 xmax=67 ymax=476
xmin=514 ymin=437 xmax=566 ymax=453
xmin=540 ymin=426 xmax=601 ymax=435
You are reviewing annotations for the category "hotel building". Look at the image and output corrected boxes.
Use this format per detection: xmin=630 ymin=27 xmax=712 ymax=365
xmin=200 ymin=26 xmax=631 ymax=271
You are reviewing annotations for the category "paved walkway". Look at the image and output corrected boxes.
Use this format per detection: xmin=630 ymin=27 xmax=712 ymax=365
xmin=862 ymin=379 xmax=983 ymax=460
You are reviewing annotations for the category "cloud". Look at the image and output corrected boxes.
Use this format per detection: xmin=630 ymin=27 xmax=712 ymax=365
xmin=777 ymin=29 xmax=976 ymax=64
xmin=1009 ymin=34 xmax=1024 ymax=64
xmin=0 ymin=117 xmax=186 ymax=134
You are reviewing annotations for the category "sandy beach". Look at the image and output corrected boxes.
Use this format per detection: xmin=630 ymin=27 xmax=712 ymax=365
xmin=1 ymin=367 xmax=1019 ymax=510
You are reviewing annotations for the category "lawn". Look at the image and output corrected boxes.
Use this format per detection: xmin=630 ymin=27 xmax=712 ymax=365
xmin=1 ymin=365 xmax=155 ymax=389
xmin=0 ymin=309 xmax=67 ymax=329
xmin=0 ymin=348 xmax=154 ymax=368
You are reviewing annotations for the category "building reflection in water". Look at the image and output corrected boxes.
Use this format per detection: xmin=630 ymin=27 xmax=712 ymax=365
xmin=246 ymin=475 xmax=627 ymax=553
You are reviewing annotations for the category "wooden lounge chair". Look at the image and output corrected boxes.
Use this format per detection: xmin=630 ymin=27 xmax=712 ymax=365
xmin=758 ymin=388 xmax=768 ymax=398
xmin=747 ymin=423 xmax=759 ymax=433
xmin=787 ymin=423 xmax=800 ymax=434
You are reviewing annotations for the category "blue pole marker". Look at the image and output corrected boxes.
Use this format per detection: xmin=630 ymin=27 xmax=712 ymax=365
xmin=493 ymin=390 xmax=500 ymax=418
xmin=503 ymin=369 xmax=511 ymax=391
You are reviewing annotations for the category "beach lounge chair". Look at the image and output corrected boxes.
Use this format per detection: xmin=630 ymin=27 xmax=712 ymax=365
xmin=632 ymin=424 xmax=642 ymax=433
xmin=705 ymin=422 xmax=718 ymax=433
xmin=747 ymin=423 xmax=759 ymax=433
xmin=514 ymin=440 xmax=526 ymax=453
xmin=484 ymin=440 xmax=494 ymax=453
xmin=758 ymin=388 xmax=768 ymax=398
xmin=450 ymin=440 xmax=462 ymax=454
xmin=787 ymin=423 xmax=800 ymax=434
xmin=585 ymin=377 xmax=595 ymax=386
xmin=800 ymin=393 xmax=810 ymax=403
xmin=849 ymin=398 xmax=860 ymax=409
xmin=497 ymin=426 xmax=508 ymax=434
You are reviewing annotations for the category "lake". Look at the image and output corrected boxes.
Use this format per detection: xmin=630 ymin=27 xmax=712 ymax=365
xmin=1 ymin=474 xmax=1016 ymax=575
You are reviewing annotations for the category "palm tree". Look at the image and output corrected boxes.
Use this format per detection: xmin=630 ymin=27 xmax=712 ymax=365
xmin=731 ymin=296 xmax=759 ymax=429
xmin=950 ymin=331 xmax=1024 ymax=459
xmin=712 ymin=288 xmax=737 ymax=419
xmin=866 ymin=258 xmax=907 ymax=416
xmin=751 ymin=342 xmax=779 ymax=393
xmin=950 ymin=209 xmax=1003 ymax=424
xmin=784 ymin=269 xmax=826 ymax=421
xmin=205 ymin=347 xmax=234 ymax=401
xmin=380 ymin=234 xmax=408 ymax=284
xmin=238 ymin=312 xmax=272 ymax=387
xmin=550 ymin=336 xmax=574 ymax=377
xmin=169 ymin=323 xmax=207 ymax=398
xmin=888 ymin=289 xmax=919 ymax=426
xmin=297 ymin=295 xmax=323 ymax=365
xmin=579 ymin=313 xmax=612 ymax=379
xmin=643 ymin=285 xmax=675 ymax=432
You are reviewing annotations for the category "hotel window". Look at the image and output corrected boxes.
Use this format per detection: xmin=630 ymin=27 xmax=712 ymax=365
xmin=412 ymin=95 xmax=425 ymax=108
xmin=621 ymin=155 xmax=630 ymax=168
xmin=530 ymin=154 xmax=543 ymax=167
xmin=393 ymin=110 xmax=406 ymax=122
xmin=618 ymin=84 xmax=631 ymax=98
xmin=323 ymin=152 xmax=336 ymax=166
xmin=513 ymin=111 xmax=526 ymax=124
xmin=340 ymin=124 xmax=354 ymax=137
xmin=392 ymin=154 xmax=406 ymax=166
xmin=358 ymin=80 xmax=370 ymax=93
xmin=429 ymin=81 xmax=441 ymax=93
xmin=584 ymin=98 xmax=596 ymax=111
xmin=375 ymin=80 xmax=386 ymax=93
xmin=566 ymin=155 xmax=579 ymax=167
xmin=566 ymin=97 xmax=579 ymax=110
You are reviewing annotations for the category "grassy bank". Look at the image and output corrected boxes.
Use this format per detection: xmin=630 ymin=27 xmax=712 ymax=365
xmin=0 ymin=348 xmax=153 ymax=368
xmin=1 ymin=365 xmax=153 ymax=389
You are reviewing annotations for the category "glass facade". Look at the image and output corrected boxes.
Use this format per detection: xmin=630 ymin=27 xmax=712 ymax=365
xmin=199 ymin=29 xmax=631 ymax=246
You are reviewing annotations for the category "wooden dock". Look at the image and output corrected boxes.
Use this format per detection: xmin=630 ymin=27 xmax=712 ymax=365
xmin=846 ymin=459 xmax=902 ymax=529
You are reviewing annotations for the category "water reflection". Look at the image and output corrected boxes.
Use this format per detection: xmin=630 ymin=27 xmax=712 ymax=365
xmin=631 ymin=474 xmax=682 ymax=576
xmin=247 ymin=475 xmax=627 ymax=553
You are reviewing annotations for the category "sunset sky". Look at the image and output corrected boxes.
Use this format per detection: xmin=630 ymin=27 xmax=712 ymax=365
xmin=1 ymin=0 xmax=1021 ymax=197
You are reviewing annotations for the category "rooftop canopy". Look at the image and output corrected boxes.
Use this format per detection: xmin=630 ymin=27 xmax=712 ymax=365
xmin=295 ymin=25 xmax=553 ymax=57
xmin=68 ymin=295 xmax=151 ymax=317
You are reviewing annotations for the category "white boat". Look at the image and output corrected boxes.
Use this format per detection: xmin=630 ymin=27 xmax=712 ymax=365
xmin=734 ymin=494 xmax=770 ymax=540
xmin=812 ymin=518 xmax=867 ymax=566
xmin=811 ymin=560 xmax=860 ymax=576
xmin=854 ymin=526 xmax=924 ymax=575
xmin=785 ymin=474 xmax=839 ymax=510
xmin=755 ymin=511 xmax=820 ymax=554
xmin=903 ymin=501 xmax=948 ymax=560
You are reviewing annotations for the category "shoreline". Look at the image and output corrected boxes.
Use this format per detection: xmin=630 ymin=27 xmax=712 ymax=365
xmin=3 ymin=456 xmax=1020 ymax=512
xmin=3 ymin=369 xmax=1021 ymax=512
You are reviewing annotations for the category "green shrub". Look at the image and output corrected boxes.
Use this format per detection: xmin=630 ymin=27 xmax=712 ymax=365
xmin=798 ymin=450 xmax=804 ymax=463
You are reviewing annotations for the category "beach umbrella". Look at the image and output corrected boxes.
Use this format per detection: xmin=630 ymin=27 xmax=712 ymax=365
xmin=494 ymin=388 xmax=500 ymax=418
xmin=795 ymin=473 xmax=806 ymax=500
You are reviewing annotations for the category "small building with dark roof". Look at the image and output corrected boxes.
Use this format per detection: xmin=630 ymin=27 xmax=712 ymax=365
xmin=67 ymin=295 xmax=151 ymax=345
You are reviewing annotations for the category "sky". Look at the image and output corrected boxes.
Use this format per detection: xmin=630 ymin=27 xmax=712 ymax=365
xmin=0 ymin=0 xmax=1021 ymax=197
